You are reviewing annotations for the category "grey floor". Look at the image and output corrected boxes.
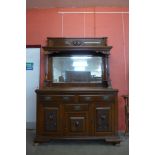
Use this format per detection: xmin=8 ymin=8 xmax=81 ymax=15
xmin=26 ymin=130 xmax=129 ymax=155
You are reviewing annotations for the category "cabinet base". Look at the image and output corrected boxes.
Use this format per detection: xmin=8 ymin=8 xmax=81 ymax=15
xmin=104 ymin=137 xmax=121 ymax=145
xmin=34 ymin=136 xmax=121 ymax=145
xmin=34 ymin=136 xmax=51 ymax=143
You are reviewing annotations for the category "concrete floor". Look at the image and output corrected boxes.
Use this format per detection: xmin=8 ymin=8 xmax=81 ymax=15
xmin=26 ymin=130 xmax=129 ymax=155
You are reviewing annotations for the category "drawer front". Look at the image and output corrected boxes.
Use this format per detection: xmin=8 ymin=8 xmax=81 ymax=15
xmin=96 ymin=95 xmax=115 ymax=102
xmin=39 ymin=95 xmax=75 ymax=102
xmin=64 ymin=112 xmax=89 ymax=136
xmin=79 ymin=95 xmax=94 ymax=102
xmin=79 ymin=95 xmax=115 ymax=102
xmin=60 ymin=95 xmax=75 ymax=102
xmin=39 ymin=95 xmax=59 ymax=102
xmin=65 ymin=104 xmax=88 ymax=112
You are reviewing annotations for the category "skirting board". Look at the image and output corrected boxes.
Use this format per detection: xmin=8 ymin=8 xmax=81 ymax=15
xmin=26 ymin=122 xmax=36 ymax=129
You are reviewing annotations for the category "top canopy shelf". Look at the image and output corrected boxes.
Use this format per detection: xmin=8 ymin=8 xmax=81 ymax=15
xmin=42 ymin=37 xmax=112 ymax=55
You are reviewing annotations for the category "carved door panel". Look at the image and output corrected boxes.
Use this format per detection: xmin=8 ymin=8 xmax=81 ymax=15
xmin=95 ymin=103 xmax=114 ymax=136
xmin=42 ymin=105 xmax=61 ymax=136
xmin=64 ymin=112 xmax=89 ymax=136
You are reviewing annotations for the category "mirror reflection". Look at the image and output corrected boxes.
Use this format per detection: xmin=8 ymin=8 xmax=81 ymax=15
xmin=53 ymin=56 xmax=103 ymax=83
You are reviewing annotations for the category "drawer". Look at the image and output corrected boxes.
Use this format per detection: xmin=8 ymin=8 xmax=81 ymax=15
xmin=79 ymin=95 xmax=115 ymax=102
xmin=79 ymin=95 xmax=95 ymax=102
xmin=60 ymin=95 xmax=75 ymax=102
xmin=96 ymin=95 xmax=115 ymax=102
xmin=39 ymin=95 xmax=60 ymax=102
xmin=39 ymin=95 xmax=75 ymax=102
xmin=65 ymin=104 xmax=88 ymax=112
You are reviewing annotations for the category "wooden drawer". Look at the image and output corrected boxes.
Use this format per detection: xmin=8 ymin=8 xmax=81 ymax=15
xmin=39 ymin=95 xmax=75 ymax=102
xmin=60 ymin=95 xmax=75 ymax=102
xmin=96 ymin=95 xmax=115 ymax=102
xmin=79 ymin=95 xmax=95 ymax=102
xmin=65 ymin=104 xmax=88 ymax=112
xmin=39 ymin=95 xmax=60 ymax=102
xmin=64 ymin=112 xmax=89 ymax=136
xmin=79 ymin=95 xmax=115 ymax=102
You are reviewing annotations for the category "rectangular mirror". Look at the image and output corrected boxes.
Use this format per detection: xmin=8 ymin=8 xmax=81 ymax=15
xmin=52 ymin=56 xmax=103 ymax=83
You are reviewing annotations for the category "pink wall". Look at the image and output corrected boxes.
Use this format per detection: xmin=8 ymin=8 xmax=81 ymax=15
xmin=26 ymin=7 xmax=129 ymax=132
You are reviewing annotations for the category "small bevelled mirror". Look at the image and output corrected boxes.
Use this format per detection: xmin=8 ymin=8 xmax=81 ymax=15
xmin=52 ymin=56 xmax=103 ymax=83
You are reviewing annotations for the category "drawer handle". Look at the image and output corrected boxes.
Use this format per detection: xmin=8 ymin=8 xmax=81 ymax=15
xmin=74 ymin=105 xmax=81 ymax=111
xmin=75 ymin=121 xmax=80 ymax=127
xmin=44 ymin=96 xmax=52 ymax=101
xmin=102 ymin=96 xmax=110 ymax=101
xmin=84 ymin=96 xmax=91 ymax=101
xmin=62 ymin=96 xmax=70 ymax=101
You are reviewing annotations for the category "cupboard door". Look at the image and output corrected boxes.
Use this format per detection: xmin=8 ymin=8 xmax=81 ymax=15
xmin=64 ymin=112 xmax=89 ymax=136
xmin=95 ymin=103 xmax=114 ymax=136
xmin=44 ymin=107 xmax=58 ymax=132
xmin=40 ymin=103 xmax=62 ymax=136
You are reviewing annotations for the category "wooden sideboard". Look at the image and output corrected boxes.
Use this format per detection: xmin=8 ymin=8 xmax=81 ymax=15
xmin=35 ymin=87 xmax=119 ymax=143
xmin=34 ymin=38 xmax=120 ymax=144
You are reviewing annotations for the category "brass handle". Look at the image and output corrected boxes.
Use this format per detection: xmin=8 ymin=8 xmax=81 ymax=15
xmin=84 ymin=96 xmax=91 ymax=101
xmin=63 ymin=96 xmax=70 ymax=101
xmin=44 ymin=96 xmax=52 ymax=101
xmin=101 ymin=96 xmax=109 ymax=101
xmin=74 ymin=105 xmax=81 ymax=111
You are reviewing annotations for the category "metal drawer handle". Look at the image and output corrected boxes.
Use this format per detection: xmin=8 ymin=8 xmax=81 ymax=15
xmin=74 ymin=105 xmax=81 ymax=111
xmin=84 ymin=96 xmax=91 ymax=101
xmin=62 ymin=96 xmax=70 ymax=101
xmin=101 ymin=96 xmax=109 ymax=100
xmin=44 ymin=96 xmax=52 ymax=101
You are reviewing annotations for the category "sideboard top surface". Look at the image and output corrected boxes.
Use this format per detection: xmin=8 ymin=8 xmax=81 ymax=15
xmin=35 ymin=87 xmax=118 ymax=94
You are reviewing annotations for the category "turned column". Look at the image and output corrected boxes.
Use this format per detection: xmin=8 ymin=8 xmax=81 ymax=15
xmin=103 ymin=53 xmax=112 ymax=88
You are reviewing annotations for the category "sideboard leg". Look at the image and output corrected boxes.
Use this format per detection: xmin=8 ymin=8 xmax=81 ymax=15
xmin=105 ymin=137 xmax=121 ymax=145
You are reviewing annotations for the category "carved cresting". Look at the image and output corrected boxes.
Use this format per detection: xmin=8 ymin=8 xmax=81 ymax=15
xmin=96 ymin=107 xmax=111 ymax=132
xmin=72 ymin=40 xmax=82 ymax=46
xmin=46 ymin=38 xmax=107 ymax=47
xmin=44 ymin=108 xmax=58 ymax=131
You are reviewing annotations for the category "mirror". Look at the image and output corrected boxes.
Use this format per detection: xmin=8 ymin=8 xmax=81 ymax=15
xmin=52 ymin=56 xmax=103 ymax=83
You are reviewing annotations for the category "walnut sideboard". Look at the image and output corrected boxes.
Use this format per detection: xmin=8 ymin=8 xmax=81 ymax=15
xmin=34 ymin=37 xmax=120 ymax=144
xmin=34 ymin=87 xmax=119 ymax=143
